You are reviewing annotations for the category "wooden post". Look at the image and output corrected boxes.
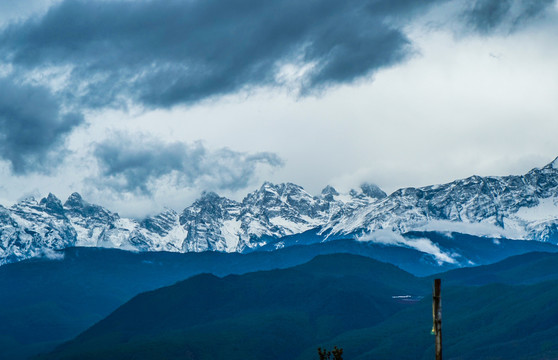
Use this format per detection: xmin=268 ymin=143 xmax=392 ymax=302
xmin=433 ymin=278 xmax=442 ymax=360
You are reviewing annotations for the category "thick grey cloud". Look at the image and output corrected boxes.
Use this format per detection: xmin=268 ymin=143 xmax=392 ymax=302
xmin=464 ymin=0 xmax=555 ymax=34
xmin=0 ymin=0 xmax=553 ymax=179
xmin=0 ymin=0 xmax=445 ymax=109
xmin=0 ymin=0 xmax=553 ymax=109
xmin=0 ymin=77 xmax=83 ymax=173
xmin=92 ymin=135 xmax=283 ymax=195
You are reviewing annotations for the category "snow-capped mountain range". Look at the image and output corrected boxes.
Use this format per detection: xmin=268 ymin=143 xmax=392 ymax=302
xmin=3 ymin=157 xmax=558 ymax=265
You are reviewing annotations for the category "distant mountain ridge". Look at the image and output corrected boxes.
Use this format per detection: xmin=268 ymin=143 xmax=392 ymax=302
xmin=321 ymin=157 xmax=558 ymax=240
xmin=3 ymin=157 xmax=558 ymax=265
xmin=0 ymin=182 xmax=385 ymax=264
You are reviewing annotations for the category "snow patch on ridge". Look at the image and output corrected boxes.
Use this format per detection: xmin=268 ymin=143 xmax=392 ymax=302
xmin=269 ymin=216 xmax=312 ymax=235
xmin=417 ymin=220 xmax=527 ymax=240
xmin=516 ymin=197 xmax=558 ymax=222
xmin=221 ymin=220 xmax=241 ymax=251
xmin=159 ymin=225 xmax=188 ymax=251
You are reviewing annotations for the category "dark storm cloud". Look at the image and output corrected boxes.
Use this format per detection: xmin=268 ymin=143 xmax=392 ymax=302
xmin=92 ymin=135 xmax=284 ymax=195
xmin=464 ymin=0 xmax=555 ymax=34
xmin=0 ymin=77 xmax=84 ymax=174
xmin=0 ymin=0 xmax=448 ymax=109
xmin=0 ymin=0 xmax=555 ymax=109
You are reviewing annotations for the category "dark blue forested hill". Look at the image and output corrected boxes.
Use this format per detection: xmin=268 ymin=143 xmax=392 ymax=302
xmin=0 ymin=239 xmax=438 ymax=360
xmin=318 ymin=279 xmax=558 ymax=360
xmin=433 ymin=251 xmax=558 ymax=286
xmin=3 ymin=233 xmax=558 ymax=359
xmin=35 ymin=251 xmax=558 ymax=360
xmin=36 ymin=254 xmax=428 ymax=360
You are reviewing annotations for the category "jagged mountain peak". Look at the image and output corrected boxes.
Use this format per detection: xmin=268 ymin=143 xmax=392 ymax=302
xmin=14 ymin=196 xmax=38 ymax=206
xmin=41 ymin=192 xmax=61 ymax=203
xmin=320 ymin=185 xmax=339 ymax=202
xmin=257 ymin=181 xmax=306 ymax=195
xmin=258 ymin=181 xmax=282 ymax=194
xmin=346 ymin=183 xmax=387 ymax=200
xmin=198 ymin=191 xmax=225 ymax=202
xmin=193 ymin=191 xmax=240 ymax=208
xmin=39 ymin=193 xmax=65 ymax=216
xmin=62 ymin=192 xmax=116 ymax=221
xmin=64 ymin=192 xmax=84 ymax=208
xmin=360 ymin=183 xmax=387 ymax=199
xmin=321 ymin=185 xmax=339 ymax=197
xmin=245 ymin=182 xmax=312 ymax=206
xmin=181 ymin=191 xmax=240 ymax=225
xmin=260 ymin=180 xmax=276 ymax=189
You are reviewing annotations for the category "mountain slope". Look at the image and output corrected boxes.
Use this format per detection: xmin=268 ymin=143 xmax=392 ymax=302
xmin=6 ymin=239 xmax=558 ymax=360
xmin=314 ymin=280 xmax=558 ymax=360
xmin=36 ymin=251 xmax=558 ymax=360
xmin=435 ymin=250 xmax=558 ymax=286
xmin=0 ymin=237 xmax=465 ymax=360
xmin=36 ymin=254 xmax=427 ymax=360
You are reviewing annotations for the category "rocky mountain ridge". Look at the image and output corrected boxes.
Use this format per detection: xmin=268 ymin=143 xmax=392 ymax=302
xmin=321 ymin=158 xmax=558 ymax=241
xmin=2 ymin=157 xmax=558 ymax=265
xmin=0 ymin=182 xmax=385 ymax=264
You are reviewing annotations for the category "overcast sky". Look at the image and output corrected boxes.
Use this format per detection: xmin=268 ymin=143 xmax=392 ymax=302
xmin=0 ymin=0 xmax=557 ymax=218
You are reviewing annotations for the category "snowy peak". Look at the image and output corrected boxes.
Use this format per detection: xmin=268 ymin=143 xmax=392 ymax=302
xmin=2 ymin=195 xmax=77 ymax=265
xmin=63 ymin=192 xmax=118 ymax=223
xmin=243 ymin=182 xmax=317 ymax=218
xmin=178 ymin=192 xmax=242 ymax=252
xmin=11 ymin=196 xmax=39 ymax=212
xmin=64 ymin=192 xmax=85 ymax=208
xmin=233 ymin=182 xmax=321 ymax=246
xmin=180 ymin=191 xmax=240 ymax=225
xmin=320 ymin=185 xmax=339 ymax=200
xmin=360 ymin=183 xmax=387 ymax=199
xmin=246 ymin=182 xmax=310 ymax=205
xmin=40 ymin=193 xmax=65 ymax=216
xmin=11 ymin=193 xmax=65 ymax=219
